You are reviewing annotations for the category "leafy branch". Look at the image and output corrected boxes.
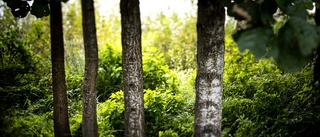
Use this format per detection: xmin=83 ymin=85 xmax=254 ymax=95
xmin=224 ymin=0 xmax=320 ymax=71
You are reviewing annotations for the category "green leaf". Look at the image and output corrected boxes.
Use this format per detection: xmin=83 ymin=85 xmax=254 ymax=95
xmin=288 ymin=17 xmax=319 ymax=56
xmin=276 ymin=50 xmax=310 ymax=72
xmin=265 ymin=38 xmax=279 ymax=59
xmin=272 ymin=16 xmax=319 ymax=71
xmin=276 ymin=22 xmax=312 ymax=71
xmin=286 ymin=4 xmax=309 ymax=19
xmin=155 ymin=96 xmax=161 ymax=103
xmin=236 ymin=27 xmax=274 ymax=59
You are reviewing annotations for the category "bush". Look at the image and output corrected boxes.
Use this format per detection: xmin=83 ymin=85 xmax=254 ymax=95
xmin=222 ymin=34 xmax=320 ymax=136
xmin=0 ymin=28 xmax=43 ymax=109
xmin=97 ymin=45 xmax=180 ymax=102
xmin=97 ymin=45 xmax=123 ymax=102
xmin=0 ymin=110 xmax=54 ymax=136
xmin=142 ymin=13 xmax=197 ymax=70
xmin=98 ymin=89 xmax=193 ymax=137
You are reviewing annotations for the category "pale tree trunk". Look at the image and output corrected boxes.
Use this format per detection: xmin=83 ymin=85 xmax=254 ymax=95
xmin=120 ymin=0 xmax=146 ymax=136
xmin=194 ymin=0 xmax=225 ymax=136
xmin=50 ymin=1 xmax=71 ymax=136
xmin=81 ymin=0 xmax=99 ymax=136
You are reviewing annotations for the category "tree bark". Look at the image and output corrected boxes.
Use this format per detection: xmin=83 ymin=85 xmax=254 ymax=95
xmin=50 ymin=1 xmax=71 ymax=137
xmin=194 ymin=0 xmax=225 ymax=136
xmin=120 ymin=0 xmax=145 ymax=136
xmin=81 ymin=0 xmax=99 ymax=136
xmin=314 ymin=4 xmax=320 ymax=85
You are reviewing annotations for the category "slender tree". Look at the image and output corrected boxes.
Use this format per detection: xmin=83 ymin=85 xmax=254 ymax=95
xmin=80 ymin=0 xmax=99 ymax=136
xmin=194 ymin=0 xmax=225 ymax=136
xmin=120 ymin=0 xmax=145 ymax=136
xmin=2 ymin=0 xmax=76 ymax=136
xmin=314 ymin=3 xmax=320 ymax=85
xmin=50 ymin=0 xmax=71 ymax=136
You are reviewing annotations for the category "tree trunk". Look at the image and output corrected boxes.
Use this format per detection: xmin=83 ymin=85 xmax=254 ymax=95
xmin=81 ymin=0 xmax=99 ymax=136
xmin=314 ymin=4 xmax=320 ymax=85
xmin=194 ymin=0 xmax=225 ymax=136
xmin=50 ymin=1 xmax=71 ymax=137
xmin=120 ymin=0 xmax=145 ymax=136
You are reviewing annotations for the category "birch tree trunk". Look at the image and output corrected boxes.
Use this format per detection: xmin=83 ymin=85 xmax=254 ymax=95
xmin=194 ymin=0 xmax=225 ymax=136
xmin=50 ymin=1 xmax=71 ymax=136
xmin=120 ymin=0 xmax=145 ymax=136
xmin=81 ymin=0 xmax=99 ymax=136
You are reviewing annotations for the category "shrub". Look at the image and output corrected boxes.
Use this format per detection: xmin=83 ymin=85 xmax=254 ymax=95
xmin=222 ymin=34 xmax=320 ymax=136
xmin=0 ymin=110 xmax=54 ymax=136
xmin=97 ymin=45 xmax=123 ymax=102
xmin=98 ymin=89 xmax=193 ymax=137
xmin=97 ymin=45 xmax=180 ymax=102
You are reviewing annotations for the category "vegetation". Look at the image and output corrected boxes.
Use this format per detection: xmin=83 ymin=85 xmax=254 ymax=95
xmin=224 ymin=0 xmax=320 ymax=71
xmin=1 ymin=1 xmax=320 ymax=137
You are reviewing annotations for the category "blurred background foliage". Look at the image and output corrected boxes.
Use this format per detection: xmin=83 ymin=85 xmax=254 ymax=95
xmin=0 ymin=1 xmax=319 ymax=137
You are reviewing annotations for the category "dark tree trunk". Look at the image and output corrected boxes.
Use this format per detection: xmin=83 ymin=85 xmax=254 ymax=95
xmin=120 ymin=0 xmax=145 ymax=136
xmin=81 ymin=0 xmax=99 ymax=136
xmin=314 ymin=5 xmax=320 ymax=85
xmin=194 ymin=0 xmax=225 ymax=136
xmin=50 ymin=1 xmax=71 ymax=137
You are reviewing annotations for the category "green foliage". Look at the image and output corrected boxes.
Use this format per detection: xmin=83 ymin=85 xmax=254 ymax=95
xmin=0 ymin=27 xmax=45 ymax=111
xmin=1 ymin=110 xmax=54 ymax=136
xmin=144 ymin=89 xmax=193 ymax=137
xmin=159 ymin=129 xmax=179 ymax=137
xmin=0 ymin=10 xmax=50 ymax=137
xmin=222 ymin=33 xmax=320 ymax=136
xmin=142 ymin=12 xmax=197 ymax=70
xmin=63 ymin=2 xmax=85 ymax=74
xmin=275 ymin=16 xmax=319 ymax=71
xmin=26 ymin=16 xmax=51 ymax=76
xmin=0 ymin=5 xmax=75 ymax=136
xmin=98 ymin=89 xmax=193 ymax=137
xmin=236 ymin=27 xmax=274 ymax=59
xmin=1 ymin=1 xmax=319 ymax=136
xmin=98 ymin=91 xmax=124 ymax=136
xmin=97 ymin=45 xmax=123 ymax=101
xmin=223 ymin=78 xmax=320 ymax=136
xmin=142 ymin=49 xmax=180 ymax=91
xmin=226 ymin=0 xmax=320 ymax=71
xmin=0 ymin=28 xmax=35 ymax=85
xmin=69 ymin=110 xmax=83 ymax=136
xmin=97 ymin=44 xmax=180 ymax=102
xmin=0 ymin=4 xmax=53 ymax=112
